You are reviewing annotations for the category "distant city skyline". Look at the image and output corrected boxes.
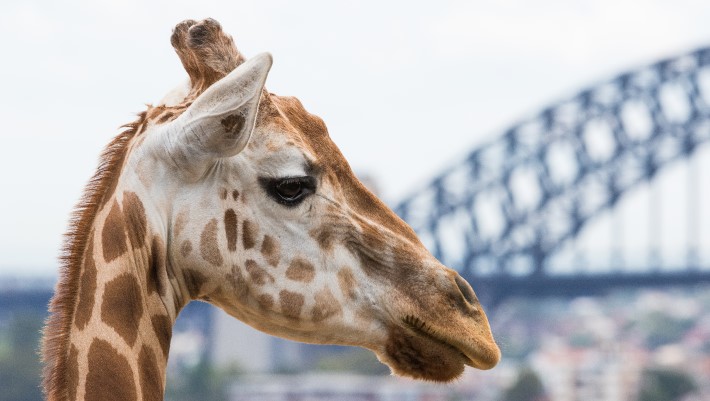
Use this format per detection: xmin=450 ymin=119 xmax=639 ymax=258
xmin=2 ymin=0 xmax=710 ymax=275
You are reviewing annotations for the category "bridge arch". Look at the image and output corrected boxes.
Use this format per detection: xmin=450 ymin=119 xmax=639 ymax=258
xmin=394 ymin=47 xmax=710 ymax=302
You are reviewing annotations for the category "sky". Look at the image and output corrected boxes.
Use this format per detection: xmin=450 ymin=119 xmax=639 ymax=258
xmin=1 ymin=0 xmax=710 ymax=276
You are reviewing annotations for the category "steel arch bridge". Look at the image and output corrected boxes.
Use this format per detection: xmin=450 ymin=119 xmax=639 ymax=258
xmin=394 ymin=46 xmax=710 ymax=304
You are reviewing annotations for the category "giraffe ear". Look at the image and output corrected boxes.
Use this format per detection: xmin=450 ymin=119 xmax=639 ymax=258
xmin=166 ymin=52 xmax=272 ymax=174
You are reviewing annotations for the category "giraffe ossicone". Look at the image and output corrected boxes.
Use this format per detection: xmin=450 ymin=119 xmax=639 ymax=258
xmin=42 ymin=18 xmax=500 ymax=401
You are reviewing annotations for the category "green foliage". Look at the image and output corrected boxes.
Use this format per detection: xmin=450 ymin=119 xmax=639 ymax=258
xmin=503 ymin=367 xmax=548 ymax=401
xmin=0 ymin=312 xmax=45 ymax=401
xmin=638 ymin=312 xmax=694 ymax=349
xmin=637 ymin=367 xmax=697 ymax=401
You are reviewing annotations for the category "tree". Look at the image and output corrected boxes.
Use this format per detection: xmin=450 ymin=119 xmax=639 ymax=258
xmin=503 ymin=367 xmax=549 ymax=401
xmin=637 ymin=368 xmax=697 ymax=401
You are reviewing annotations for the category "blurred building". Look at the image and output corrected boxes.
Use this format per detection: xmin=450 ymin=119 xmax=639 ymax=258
xmin=530 ymin=340 xmax=646 ymax=401
xmin=211 ymin=307 xmax=300 ymax=373
xmin=228 ymin=373 xmax=482 ymax=401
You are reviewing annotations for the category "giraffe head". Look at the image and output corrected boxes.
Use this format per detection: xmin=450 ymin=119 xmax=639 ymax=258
xmin=124 ymin=19 xmax=499 ymax=382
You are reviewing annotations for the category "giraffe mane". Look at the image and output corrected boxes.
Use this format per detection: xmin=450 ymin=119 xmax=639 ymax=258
xmin=41 ymin=111 xmax=148 ymax=401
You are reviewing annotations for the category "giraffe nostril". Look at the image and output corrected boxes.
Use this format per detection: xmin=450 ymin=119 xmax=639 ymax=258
xmin=455 ymin=274 xmax=478 ymax=306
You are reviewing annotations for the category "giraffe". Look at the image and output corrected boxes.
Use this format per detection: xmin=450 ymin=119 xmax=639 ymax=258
xmin=41 ymin=18 xmax=500 ymax=401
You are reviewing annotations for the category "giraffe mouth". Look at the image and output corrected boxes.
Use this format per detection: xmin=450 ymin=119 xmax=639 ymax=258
xmin=402 ymin=315 xmax=473 ymax=363
xmin=401 ymin=315 xmax=496 ymax=370
xmin=376 ymin=310 xmax=499 ymax=381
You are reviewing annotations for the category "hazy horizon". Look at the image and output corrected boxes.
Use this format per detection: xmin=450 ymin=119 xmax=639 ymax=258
xmin=2 ymin=0 xmax=710 ymax=276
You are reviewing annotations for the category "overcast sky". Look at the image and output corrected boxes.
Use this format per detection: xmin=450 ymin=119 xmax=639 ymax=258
xmin=2 ymin=0 xmax=710 ymax=276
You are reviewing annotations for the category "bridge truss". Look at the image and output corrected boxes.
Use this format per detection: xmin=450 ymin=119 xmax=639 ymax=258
xmin=394 ymin=47 xmax=710 ymax=302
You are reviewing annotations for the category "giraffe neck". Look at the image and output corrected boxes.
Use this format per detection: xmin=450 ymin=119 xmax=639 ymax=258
xmin=57 ymin=191 xmax=180 ymax=401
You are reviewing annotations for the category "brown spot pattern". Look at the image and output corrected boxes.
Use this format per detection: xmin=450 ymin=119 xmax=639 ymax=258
xmin=220 ymin=188 xmax=228 ymax=200
xmin=66 ymin=344 xmax=79 ymax=401
xmin=185 ymin=269 xmax=209 ymax=298
xmin=337 ymin=268 xmax=358 ymax=300
xmin=147 ymin=236 xmax=166 ymax=296
xmin=224 ymin=209 xmax=238 ymax=252
xmin=228 ymin=264 xmax=249 ymax=301
xmin=101 ymin=273 xmax=143 ymax=346
xmin=200 ymin=219 xmax=223 ymax=266
xmin=74 ymin=235 xmax=97 ymax=329
xmin=309 ymin=224 xmax=336 ymax=251
xmin=151 ymin=314 xmax=172 ymax=357
xmin=41 ymin=112 xmax=148 ymax=401
xmin=139 ymin=345 xmax=163 ymax=401
xmin=260 ymin=235 xmax=280 ymax=267
xmin=245 ymin=260 xmax=274 ymax=285
xmin=180 ymin=240 xmax=193 ymax=257
xmin=232 ymin=189 xmax=239 ymax=200
xmin=85 ymin=339 xmax=137 ymax=401
xmin=173 ymin=210 xmax=189 ymax=238
xmin=122 ymin=191 xmax=147 ymax=249
xmin=312 ymin=287 xmax=342 ymax=322
xmin=279 ymin=290 xmax=304 ymax=319
xmin=242 ymin=219 xmax=257 ymax=249
xmin=102 ymin=200 xmax=128 ymax=263
xmin=258 ymin=294 xmax=274 ymax=310
xmin=286 ymin=258 xmax=315 ymax=283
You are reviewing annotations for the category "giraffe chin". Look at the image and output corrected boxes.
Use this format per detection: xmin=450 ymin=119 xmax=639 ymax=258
xmin=377 ymin=325 xmax=469 ymax=383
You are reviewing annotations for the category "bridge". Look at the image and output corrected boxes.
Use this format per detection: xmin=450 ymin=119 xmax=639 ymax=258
xmin=394 ymin=46 xmax=710 ymax=305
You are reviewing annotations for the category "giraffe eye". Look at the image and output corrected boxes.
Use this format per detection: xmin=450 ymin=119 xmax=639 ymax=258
xmin=260 ymin=176 xmax=316 ymax=206
xmin=277 ymin=180 xmax=304 ymax=199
